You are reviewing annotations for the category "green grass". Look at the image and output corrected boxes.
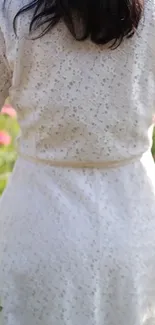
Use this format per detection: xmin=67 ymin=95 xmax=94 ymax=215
xmin=152 ymin=128 xmax=155 ymax=159
xmin=0 ymin=113 xmax=19 ymax=195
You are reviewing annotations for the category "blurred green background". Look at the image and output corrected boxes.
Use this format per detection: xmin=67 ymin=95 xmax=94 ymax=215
xmin=153 ymin=130 xmax=155 ymax=160
xmin=0 ymin=104 xmax=19 ymax=195
xmin=0 ymin=103 xmax=155 ymax=196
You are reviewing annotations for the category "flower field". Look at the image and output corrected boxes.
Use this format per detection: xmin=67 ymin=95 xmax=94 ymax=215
xmin=0 ymin=103 xmax=155 ymax=195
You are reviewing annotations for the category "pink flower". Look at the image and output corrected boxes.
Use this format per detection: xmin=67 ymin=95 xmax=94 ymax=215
xmin=1 ymin=104 xmax=17 ymax=118
xmin=0 ymin=131 xmax=11 ymax=146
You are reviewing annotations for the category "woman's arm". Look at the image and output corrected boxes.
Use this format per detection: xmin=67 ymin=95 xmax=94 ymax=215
xmin=0 ymin=26 xmax=12 ymax=108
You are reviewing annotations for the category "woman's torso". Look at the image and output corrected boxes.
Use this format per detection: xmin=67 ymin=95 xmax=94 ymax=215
xmin=0 ymin=0 xmax=155 ymax=165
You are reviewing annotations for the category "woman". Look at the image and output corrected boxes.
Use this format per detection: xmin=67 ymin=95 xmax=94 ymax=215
xmin=0 ymin=0 xmax=155 ymax=324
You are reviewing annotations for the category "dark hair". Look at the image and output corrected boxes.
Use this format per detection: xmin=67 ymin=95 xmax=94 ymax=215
xmin=14 ymin=0 xmax=143 ymax=47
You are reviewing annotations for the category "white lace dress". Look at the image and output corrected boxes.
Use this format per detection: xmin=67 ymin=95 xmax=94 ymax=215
xmin=1 ymin=0 xmax=155 ymax=324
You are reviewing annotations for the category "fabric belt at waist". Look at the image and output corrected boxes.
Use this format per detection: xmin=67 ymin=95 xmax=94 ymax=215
xmin=18 ymin=152 xmax=142 ymax=169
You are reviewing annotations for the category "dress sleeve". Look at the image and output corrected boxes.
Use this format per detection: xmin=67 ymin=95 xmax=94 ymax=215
xmin=0 ymin=26 xmax=12 ymax=108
